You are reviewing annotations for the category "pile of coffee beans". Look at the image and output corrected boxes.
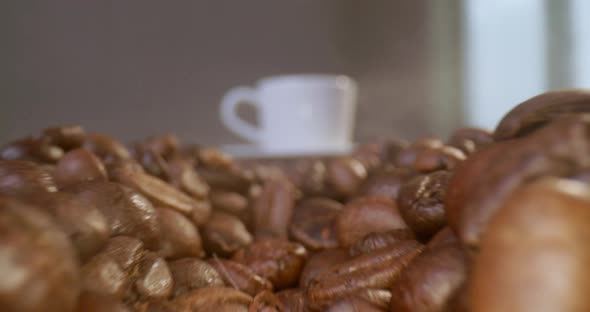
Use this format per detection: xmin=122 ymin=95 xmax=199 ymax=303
xmin=1 ymin=89 xmax=590 ymax=312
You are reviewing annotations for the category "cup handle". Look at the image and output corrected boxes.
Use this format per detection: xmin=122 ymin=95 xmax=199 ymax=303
xmin=220 ymin=86 xmax=262 ymax=143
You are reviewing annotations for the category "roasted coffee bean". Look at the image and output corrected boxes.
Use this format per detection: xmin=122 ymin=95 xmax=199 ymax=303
xmin=357 ymin=288 xmax=392 ymax=311
xmin=471 ymin=178 xmax=590 ymax=312
xmin=25 ymin=192 xmax=110 ymax=262
xmin=253 ymin=178 xmax=295 ymax=239
xmin=0 ymin=137 xmax=64 ymax=163
xmin=111 ymin=161 xmax=210 ymax=223
xmin=133 ymin=145 xmax=170 ymax=180
xmin=326 ymin=157 xmax=367 ymax=198
xmin=397 ymin=171 xmax=451 ymax=241
xmin=197 ymin=166 xmax=252 ymax=193
xmin=359 ymin=167 xmax=414 ymax=201
xmin=396 ymin=139 xmax=465 ymax=173
xmin=40 ymin=125 xmax=86 ymax=150
xmin=276 ymin=289 xmax=307 ymax=312
xmin=173 ymin=287 xmax=252 ymax=312
xmin=0 ymin=160 xmax=58 ymax=196
xmin=335 ymin=196 xmax=408 ymax=247
xmin=297 ymin=160 xmax=329 ymax=196
xmin=325 ymin=296 xmax=386 ymax=312
xmin=202 ymin=212 xmax=253 ymax=257
xmin=81 ymin=253 xmax=129 ymax=299
xmin=143 ymin=134 xmax=181 ymax=160
xmin=494 ymin=89 xmax=590 ymax=141
xmin=0 ymin=197 xmax=80 ymax=312
xmin=198 ymin=148 xmax=234 ymax=169
xmin=71 ymin=181 xmax=161 ymax=249
xmin=426 ymin=226 xmax=458 ymax=250
xmin=249 ymin=290 xmax=284 ymax=312
xmin=76 ymin=291 xmax=131 ymax=312
xmin=390 ymin=243 xmax=468 ymax=312
xmin=299 ymin=248 xmax=350 ymax=288
xmin=133 ymin=252 xmax=173 ymax=300
xmin=306 ymin=240 xmax=422 ymax=310
xmin=210 ymin=190 xmax=249 ymax=215
xmin=233 ymin=239 xmax=307 ymax=290
xmin=83 ymin=133 xmax=131 ymax=163
xmin=168 ymin=258 xmax=225 ymax=297
xmin=446 ymin=115 xmax=590 ymax=249
xmin=348 ymin=229 xmax=415 ymax=257
xmin=208 ymin=258 xmax=273 ymax=296
xmin=54 ymin=148 xmax=108 ymax=187
xmin=447 ymin=127 xmax=493 ymax=154
xmin=101 ymin=236 xmax=145 ymax=270
xmin=166 ymin=155 xmax=209 ymax=199
xmin=289 ymin=197 xmax=342 ymax=250
xmin=134 ymin=300 xmax=179 ymax=312
xmin=442 ymin=280 xmax=470 ymax=312
xmin=157 ymin=207 xmax=204 ymax=259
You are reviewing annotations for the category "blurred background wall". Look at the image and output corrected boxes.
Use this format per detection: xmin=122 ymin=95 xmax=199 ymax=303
xmin=1 ymin=0 xmax=588 ymax=146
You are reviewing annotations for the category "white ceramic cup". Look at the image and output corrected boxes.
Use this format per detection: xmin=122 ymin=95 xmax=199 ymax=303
xmin=220 ymin=74 xmax=357 ymax=153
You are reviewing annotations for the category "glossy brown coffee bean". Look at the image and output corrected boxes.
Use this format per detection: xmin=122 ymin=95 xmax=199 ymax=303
xmin=210 ymin=190 xmax=249 ymax=215
xmin=81 ymin=254 xmax=129 ymax=298
xmin=390 ymin=243 xmax=468 ymax=312
xmin=168 ymin=258 xmax=225 ymax=297
xmin=208 ymin=258 xmax=273 ymax=296
xmin=233 ymin=239 xmax=307 ymax=290
xmin=289 ymin=197 xmax=342 ymax=250
xmin=0 ymin=160 xmax=58 ymax=196
xmin=197 ymin=166 xmax=252 ymax=193
xmin=426 ymin=226 xmax=458 ymax=250
xmin=299 ymin=248 xmax=350 ymax=288
xmin=325 ymin=296 xmax=386 ymax=312
xmin=306 ymin=240 xmax=422 ymax=310
xmin=173 ymin=287 xmax=252 ymax=312
xmin=253 ymin=179 xmax=295 ymax=239
xmin=447 ymin=127 xmax=493 ymax=154
xmin=442 ymin=280 xmax=470 ymax=312
xmin=396 ymin=139 xmax=465 ymax=173
xmin=134 ymin=300 xmax=179 ymax=312
xmin=249 ymin=290 xmax=284 ymax=312
xmin=41 ymin=125 xmax=86 ymax=150
xmin=110 ymin=161 xmax=210 ymax=223
xmin=397 ymin=171 xmax=451 ymax=241
xmin=447 ymin=115 xmax=590 ymax=249
xmin=0 ymin=137 xmax=64 ymax=163
xmin=296 ymin=160 xmax=329 ymax=196
xmin=166 ymin=155 xmax=209 ymax=199
xmin=471 ymin=178 xmax=590 ymax=312
xmin=494 ymin=89 xmax=590 ymax=141
xmin=198 ymin=147 xmax=234 ymax=169
xmin=276 ymin=289 xmax=307 ymax=312
xmin=0 ymin=197 xmax=80 ymax=312
xmin=143 ymin=134 xmax=181 ymax=160
xmin=358 ymin=289 xmax=392 ymax=311
xmin=335 ymin=196 xmax=408 ymax=247
xmin=71 ymin=181 xmax=161 ymax=249
xmin=326 ymin=157 xmax=367 ymax=197
xmin=157 ymin=207 xmax=204 ymax=259
xmin=83 ymin=133 xmax=131 ymax=163
xmin=76 ymin=291 xmax=131 ymax=312
xmin=359 ymin=167 xmax=414 ymax=201
xmin=133 ymin=145 xmax=170 ymax=180
xmin=25 ymin=192 xmax=110 ymax=262
xmin=133 ymin=252 xmax=173 ymax=300
xmin=101 ymin=236 xmax=145 ymax=270
xmin=54 ymin=148 xmax=107 ymax=187
xmin=348 ymin=229 xmax=415 ymax=257
xmin=202 ymin=212 xmax=253 ymax=257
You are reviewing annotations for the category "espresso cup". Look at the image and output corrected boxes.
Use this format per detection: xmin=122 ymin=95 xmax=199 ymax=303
xmin=220 ymin=74 xmax=357 ymax=153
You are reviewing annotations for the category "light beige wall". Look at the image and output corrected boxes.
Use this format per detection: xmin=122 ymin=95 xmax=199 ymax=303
xmin=2 ymin=0 xmax=446 ymax=145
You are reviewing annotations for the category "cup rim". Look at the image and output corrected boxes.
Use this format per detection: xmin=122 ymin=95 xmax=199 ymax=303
xmin=258 ymin=73 xmax=356 ymax=89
